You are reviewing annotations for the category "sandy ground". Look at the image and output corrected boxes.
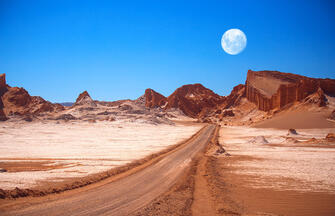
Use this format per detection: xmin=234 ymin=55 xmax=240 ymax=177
xmin=0 ymin=125 xmax=215 ymax=216
xmin=213 ymin=126 xmax=335 ymax=215
xmin=254 ymin=110 xmax=335 ymax=129
xmin=220 ymin=126 xmax=335 ymax=193
xmin=0 ymin=120 xmax=202 ymax=189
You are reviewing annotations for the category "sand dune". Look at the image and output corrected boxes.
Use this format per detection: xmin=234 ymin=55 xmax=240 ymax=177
xmin=254 ymin=110 xmax=335 ymax=129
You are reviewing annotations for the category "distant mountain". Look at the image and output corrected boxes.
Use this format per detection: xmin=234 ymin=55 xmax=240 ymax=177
xmin=141 ymin=70 xmax=335 ymax=125
xmin=59 ymin=102 xmax=74 ymax=107
xmin=1 ymin=70 xmax=334 ymax=125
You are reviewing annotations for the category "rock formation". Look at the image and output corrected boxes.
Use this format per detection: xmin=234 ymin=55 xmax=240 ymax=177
xmin=74 ymin=91 xmax=96 ymax=107
xmin=329 ymin=110 xmax=335 ymax=121
xmin=221 ymin=84 xmax=245 ymax=109
xmin=0 ymin=73 xmax=64 ymax=119
xmin=288 ymin=128 xmax=298 ymax=135
xmin=144 ymin=88 xmax=167 ymax=108
xmin=303 ymin=87 xmax=328 ymax=107
xmin=245 ymin=70 xmax=335 ymax=111
xmin=165 ymin=84 xmax=225 ymax=118
xmin=0 ymin=74 xmax=6 ymax=91
xmin=1 ymin=70 xmax=334 ymax=122
xmin=326 ymin=133 xmax=335 ymax=141
xmin=0 ymin=74 xmax=8 ymax=121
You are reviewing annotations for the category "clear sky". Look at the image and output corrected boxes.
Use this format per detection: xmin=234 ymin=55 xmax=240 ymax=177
xmin=1 ymin=0 xmax=335 ymax=102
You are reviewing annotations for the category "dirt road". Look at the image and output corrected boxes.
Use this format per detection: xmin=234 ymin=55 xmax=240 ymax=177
xmin=2 ymin=125 xmax=215 ymax=216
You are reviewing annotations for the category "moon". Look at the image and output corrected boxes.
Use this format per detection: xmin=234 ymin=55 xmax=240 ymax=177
xmin=221 ymin=29 xmax=247 ymax=55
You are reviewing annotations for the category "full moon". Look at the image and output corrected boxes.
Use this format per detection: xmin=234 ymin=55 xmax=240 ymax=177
xmin=221 ymin=29 xmax=247 ymax=55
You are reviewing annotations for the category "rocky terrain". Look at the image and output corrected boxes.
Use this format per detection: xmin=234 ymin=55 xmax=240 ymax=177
xmin=1 ymin=70 xmax=335 ymax=128
xmin=245 ymin=70 xmax=335 ymax=111
xmin=0 ymin=74 xmax=64 ymax=120
xmin=0 ymin=74 xmax=186 ymax=125
xmin=199 ymin=70 xmax=335 ymax=126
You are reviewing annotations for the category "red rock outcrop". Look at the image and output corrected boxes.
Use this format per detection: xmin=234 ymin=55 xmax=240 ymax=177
xmin=0 ymin=74 xmax=8 ymax=120
xmin=74 ymin=91 xmax=96 ymax=107
xmin=222 ymin=84 xmax=245 ymax=109
xmin=0 ymin=73 xmax=64 ymax=117
xmin=0 ymin=74 xmax=6 ymax=91
xmin=245 ymin=70 xmax=335 ymax=111
xmin=2 ymin=87 xmax=64 ymax=115
xmin=144 ymin=88 xmax=167 ymax=108
xmin=303 ymin=87 xmax=328 ymax=107
xmin=165 ymin=84 xmax=225 ymax=118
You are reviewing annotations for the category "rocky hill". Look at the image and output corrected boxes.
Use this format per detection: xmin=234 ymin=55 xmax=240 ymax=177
xmin=0 ymin=73 xmax=64 ymax=120
xmin=165 ymin=84 xmax=225 ymax=118
xmin=1 ymin=70 xmax=334 ymax=126
xmin=74 ymin=91 xmax=97 ymax=107
xmin=245 ymin=70 xmax=335 ymax=111
xmin=144 ymin=88 xmax=167 ymax=108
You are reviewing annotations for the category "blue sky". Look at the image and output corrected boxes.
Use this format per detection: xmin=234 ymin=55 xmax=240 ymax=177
xmin=1 ymin=0 xmax=335 ymax=102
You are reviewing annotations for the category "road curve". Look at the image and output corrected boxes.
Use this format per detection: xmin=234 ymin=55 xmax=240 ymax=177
xmin=3 ymin=124 xmax=215 ymax=216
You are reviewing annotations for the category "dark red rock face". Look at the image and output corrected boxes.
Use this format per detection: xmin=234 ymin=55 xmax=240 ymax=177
xmin=223 ymin=84 xmax=245 ymax=109
xmin=0 ymin=109 xmax=7 ymax=121
xmin=0 ymin=73 xmax=64 ymax=117
xmin=165 ymin=84 xmax=225 ymax=118
xmin=0 ymin=74 xmax=6 ymax=91
xmin=0 ymin=74 xmax=8 ymax=120
xmin=245 ymin=70 xmax=335 ymax=111
xmin=3 ymin=87 xmax=32 ymax=107
xmin=144 ymin=88 xmax=167 ymax=108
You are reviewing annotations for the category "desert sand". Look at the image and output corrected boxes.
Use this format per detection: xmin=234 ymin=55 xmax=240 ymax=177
xmin=0 ymin=120 xmax=202 ymax=189
xmin=213 ymin=125 xmax=335 ymax=215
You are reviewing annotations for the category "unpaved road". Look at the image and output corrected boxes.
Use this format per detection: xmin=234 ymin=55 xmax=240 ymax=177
xmin=2 ymin=125 xmax=215 ymax=216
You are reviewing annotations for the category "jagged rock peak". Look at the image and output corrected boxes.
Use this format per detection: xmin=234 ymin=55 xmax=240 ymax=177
xmin=75 ymin=91 xmax=96 ymax=107
xmin=144 ymin=88 xmax=167 ymax=108
xmin=76 ymin=91 xmax=90 ymax=103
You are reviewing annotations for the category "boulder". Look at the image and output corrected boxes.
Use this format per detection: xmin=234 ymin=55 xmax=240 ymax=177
xmin=288 ymin=128 xmax=298 ymax=135
xmin=326 ymin=133 xmax=335 ymax=141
